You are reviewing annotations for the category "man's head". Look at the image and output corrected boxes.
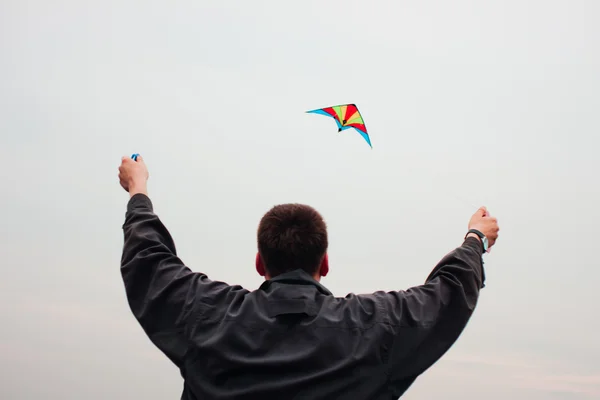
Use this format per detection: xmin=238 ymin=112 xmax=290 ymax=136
xmin=256 ymin=203 xmax=329 ymax=280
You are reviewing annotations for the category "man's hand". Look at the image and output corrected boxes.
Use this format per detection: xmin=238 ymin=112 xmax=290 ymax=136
xmin=467 ymin=207 xmax=500 ymax=249
xmin=119 ymin=154 xmax=149 ymax=197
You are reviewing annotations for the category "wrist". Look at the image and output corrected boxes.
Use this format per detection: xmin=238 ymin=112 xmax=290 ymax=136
xmin=465 ymin=229 xmax=489 ymax=253
xmin=128 ymin=182 xmax=148 ymax=198
xmin=466 ymin=232 xmax=482 ymax=242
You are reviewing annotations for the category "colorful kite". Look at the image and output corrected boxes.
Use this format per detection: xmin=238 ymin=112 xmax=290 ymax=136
xmin=306 ymin=103 xmax=372 ymax=148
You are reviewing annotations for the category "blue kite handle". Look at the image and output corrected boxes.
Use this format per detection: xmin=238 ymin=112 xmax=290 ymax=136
xmin=131 ymin=153 xmax=139 ymax=161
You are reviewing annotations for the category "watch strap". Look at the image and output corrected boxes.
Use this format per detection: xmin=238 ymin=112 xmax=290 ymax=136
xmin=465 ymin=229 xmax=484 ymax=239
xmin=465 ymin=229 xmax=487 ymax=252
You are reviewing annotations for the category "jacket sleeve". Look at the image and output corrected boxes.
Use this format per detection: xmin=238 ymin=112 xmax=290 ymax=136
xmin=383 ymin=237 xmax=486 ymax=383
xmin=120 ymin=193 xmax=242 ymax=367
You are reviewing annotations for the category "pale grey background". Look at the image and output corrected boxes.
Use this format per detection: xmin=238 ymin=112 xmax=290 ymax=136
xmin=1 ymin=1 xmax=598 ymax=399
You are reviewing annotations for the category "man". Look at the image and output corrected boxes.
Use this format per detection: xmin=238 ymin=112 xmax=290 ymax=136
xmin=118 ymin=155 xmax=499 ymax=399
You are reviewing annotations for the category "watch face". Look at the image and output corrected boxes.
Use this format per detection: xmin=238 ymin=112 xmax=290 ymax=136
xmin=482 ymin=237 xmax=489 ymax=250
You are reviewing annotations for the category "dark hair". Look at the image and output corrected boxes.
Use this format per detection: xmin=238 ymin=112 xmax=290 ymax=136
xmin=257 ymin=203 xmax=328 ymax=277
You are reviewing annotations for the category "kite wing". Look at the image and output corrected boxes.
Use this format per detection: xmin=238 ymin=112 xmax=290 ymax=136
xmin=306 ymin=103 xmax=372 ymax=148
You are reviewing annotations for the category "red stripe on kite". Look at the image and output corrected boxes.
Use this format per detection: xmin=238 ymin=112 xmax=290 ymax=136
xmin=348 ymin=123 xmax=367 ymax=133
xmin=344 ymin=104 xmax=358 ymax=122
xmin=323 ymin=107 xmax=337 ymax=117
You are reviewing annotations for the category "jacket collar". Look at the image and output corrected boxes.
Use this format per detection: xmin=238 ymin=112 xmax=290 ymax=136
xmin=258 ymin=269 xmax=333 ymax=296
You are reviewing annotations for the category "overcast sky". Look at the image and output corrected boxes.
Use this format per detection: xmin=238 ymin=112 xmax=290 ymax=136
xmin=1 ymin=1 xmax=598 ymax=399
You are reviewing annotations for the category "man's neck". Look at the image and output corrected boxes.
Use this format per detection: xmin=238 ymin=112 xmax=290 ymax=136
xmin=265 ymin=271 xmax=321 ymax=282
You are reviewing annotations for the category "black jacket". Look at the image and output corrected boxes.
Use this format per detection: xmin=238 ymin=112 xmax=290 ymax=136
xmin=121 ymin=194 xmax=486 ymax=399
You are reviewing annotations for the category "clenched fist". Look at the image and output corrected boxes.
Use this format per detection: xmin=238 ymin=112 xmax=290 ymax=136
xmin=118 ymin=154 xmax=149 ymax=197
xmin=468 ymin=207 xmax=500 ymax=250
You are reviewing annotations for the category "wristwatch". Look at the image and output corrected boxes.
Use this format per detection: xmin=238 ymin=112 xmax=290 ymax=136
xmin=465 ymin=229 xmax=488 ymax=253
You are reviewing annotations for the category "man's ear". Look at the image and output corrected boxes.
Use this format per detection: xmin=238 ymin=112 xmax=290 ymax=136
xmin=319 ymin=253 xmax=329 ymax=277
xmin=255 ymin=252 xmax=266 ymax=276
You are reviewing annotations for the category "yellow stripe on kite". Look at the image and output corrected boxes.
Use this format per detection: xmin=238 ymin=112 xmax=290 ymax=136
xmin=339 ymin=105 xmax=348 ymax=123
xmin=346 ymin=112 xmax=364 ymax=125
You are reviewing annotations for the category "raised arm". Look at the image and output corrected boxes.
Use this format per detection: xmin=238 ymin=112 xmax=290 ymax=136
xmin=118 ymin=155 xmax=244 ymax=367
xmin=383 ymin=207 xmax=499 ymax=387
xmin=121 ymin=192 xmax=201 ymax=366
